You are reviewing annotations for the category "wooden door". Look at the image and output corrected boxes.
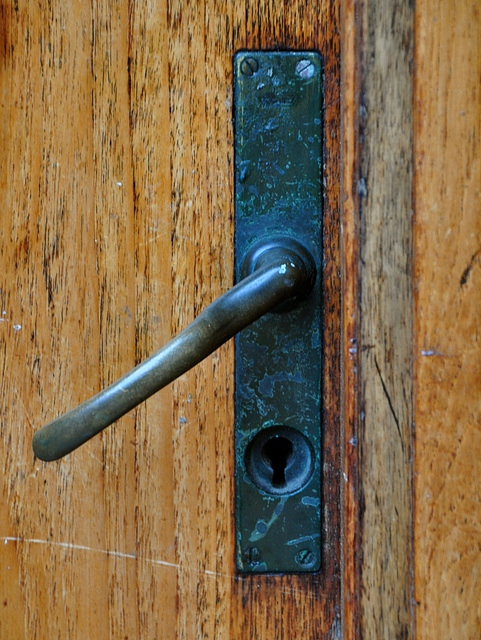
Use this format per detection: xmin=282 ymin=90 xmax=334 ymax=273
xmin=1 ymin=0 xmax=480 ymax=638
xmin=0 ymin=1 xmax=341 ymax=638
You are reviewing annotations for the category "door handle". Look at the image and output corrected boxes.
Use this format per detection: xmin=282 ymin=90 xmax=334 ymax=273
xmin=32 ymin=238 xmax=316 ymax=462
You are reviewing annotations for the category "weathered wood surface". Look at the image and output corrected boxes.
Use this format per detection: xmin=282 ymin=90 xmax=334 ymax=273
xmin=0 ymin=1 xmax=341 ymax=638
xmin=414 ymin=1 xmax=481 ymax=637
xmin=341 ymin=0 xmax=415 ymax=637
xmin=358 ymin=0 xmax=415 ymax=635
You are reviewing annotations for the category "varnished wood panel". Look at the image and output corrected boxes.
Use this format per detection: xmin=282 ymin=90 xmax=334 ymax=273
xmin=414 ymin=1 xmax=481 ymax=637
xmin=0 ymin=1 xmax=341 ymax=638
xmin=340 ymin=0 xmax=361 ymax=636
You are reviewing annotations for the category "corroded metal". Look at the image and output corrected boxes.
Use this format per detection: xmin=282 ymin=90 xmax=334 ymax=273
xmin=32 ymin=241 xmax=315 ymax=461
xmin=234 ymin=51 xmax=323 ymax=573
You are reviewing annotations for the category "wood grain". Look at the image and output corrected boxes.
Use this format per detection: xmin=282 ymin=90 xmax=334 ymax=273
xmin=0 ymin=1 xmax=341 ymax=638
xmin=358 ymin=0 xmax=414 ymax=635
xmin=341 ymin=0 xmax=414 ymax=637
xmin=414 ymin=1 xmax=481 ymax=637
xmin=340 ymin=0 xmax=361 ymax=635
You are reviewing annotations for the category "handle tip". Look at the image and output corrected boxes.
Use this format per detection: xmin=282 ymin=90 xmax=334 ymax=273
xmin=32 ymin=431 xmax=58 ymax=462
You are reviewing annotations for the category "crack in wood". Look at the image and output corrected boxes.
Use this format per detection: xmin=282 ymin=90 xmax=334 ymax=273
xmin=374 ymin=355 xmax=402 ymax=445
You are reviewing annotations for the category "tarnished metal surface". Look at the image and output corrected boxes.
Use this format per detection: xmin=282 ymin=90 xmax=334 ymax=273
xmin=234 ymin=51 xmax=323 ymax=573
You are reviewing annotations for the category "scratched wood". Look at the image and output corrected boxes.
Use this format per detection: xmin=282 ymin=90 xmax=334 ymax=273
xmin=0 ymin=1 xmax=341 ymax=638
xmin=358 ymin=0 xmax=414 ymax=634
xmin=341 ymin=0 xmax=414 ymax=637
xmin=414 ymin=1 xmax=481 ymax=638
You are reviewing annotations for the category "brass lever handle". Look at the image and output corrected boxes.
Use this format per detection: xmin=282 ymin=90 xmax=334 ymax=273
xmin=32 ymin=238 xmax=316 ymax=461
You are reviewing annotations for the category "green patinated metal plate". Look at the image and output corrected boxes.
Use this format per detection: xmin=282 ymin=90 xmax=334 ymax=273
xmin=234 ymin=51 xmax=324 ymax=573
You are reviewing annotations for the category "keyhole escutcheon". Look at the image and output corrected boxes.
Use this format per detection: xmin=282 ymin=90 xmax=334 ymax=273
xmin=244 ymin=425 xmax=315 ymax=496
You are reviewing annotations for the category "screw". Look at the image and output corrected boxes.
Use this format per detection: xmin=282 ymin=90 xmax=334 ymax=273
xmin=295 ymin=548 xmax=316 ymax=566
xmin=244 ymin=547 xmax=261 ymax=565
xmin=240 ymin=57 xmax=259 ymax=77
xmin=295 ymin=59 xmax=316 ymax=79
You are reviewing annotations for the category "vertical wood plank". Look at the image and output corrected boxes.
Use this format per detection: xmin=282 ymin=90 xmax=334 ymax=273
xmin=359 ymin=0 xmax=414 ymax=633
xmin=91 ymin=2 xmax=139 ymax=636
xmin=414 ymin=1 xmax=481 ymax=637
xmin=341 ymin=0 xmax=361 ymax=635
xmin=342 ymin=0 xmax=415 ymax=637
xmin=0 ymin=0 xmax=116 ymax=636
xmin=129 ymin=0 xmax=177 ymax=636
xmin=359 ymin=0 xmax=414 ymax=632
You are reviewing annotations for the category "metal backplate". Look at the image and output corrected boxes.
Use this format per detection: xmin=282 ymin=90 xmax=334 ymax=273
xmin=234 ymin=51 xmax=324 ymax=573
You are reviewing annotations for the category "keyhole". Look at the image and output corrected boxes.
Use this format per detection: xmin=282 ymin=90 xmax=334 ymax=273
xmin=245 ymin=425 xmax=314 ymax=496
xmin=262 ymin=436 xmax=293 ymax=487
